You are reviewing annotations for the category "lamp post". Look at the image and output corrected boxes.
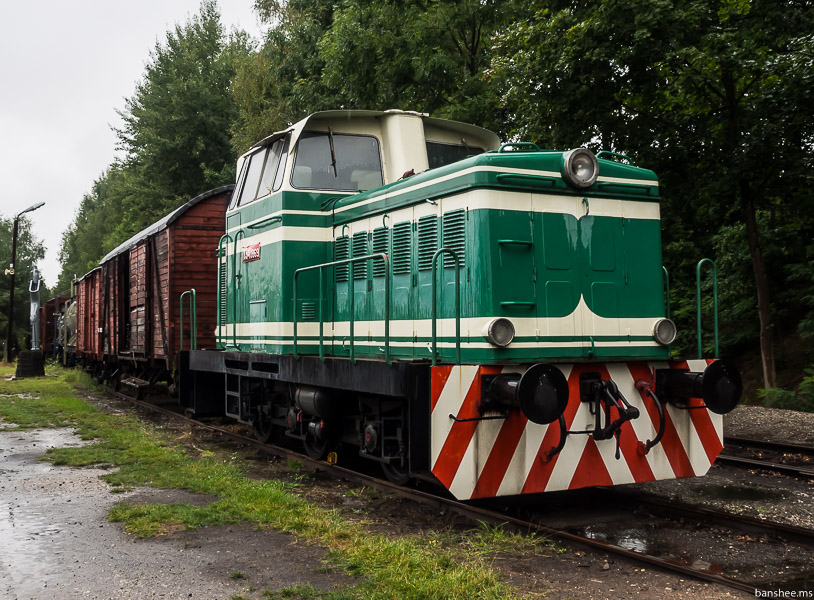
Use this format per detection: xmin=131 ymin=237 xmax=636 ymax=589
xmin=3 ymin=202 xmax=45 ymax=364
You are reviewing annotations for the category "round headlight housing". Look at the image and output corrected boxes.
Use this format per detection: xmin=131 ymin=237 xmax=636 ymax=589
xmin=562 ymin=148 xmax=599 ymax=189
xmin=653 ymin=318 xmax=677 ymax=345
xmin=484 ymin=318 xmax=515 ymax=347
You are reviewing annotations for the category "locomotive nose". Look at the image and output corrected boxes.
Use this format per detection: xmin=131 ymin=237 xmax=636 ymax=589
xmin=488 ymin=363 xmax=569 ymax=424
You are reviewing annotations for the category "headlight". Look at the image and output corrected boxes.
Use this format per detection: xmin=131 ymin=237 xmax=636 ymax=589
xmin=562 ymin=148 xmax=598 ymax=189
xmin=484 ymin=318 xmax=515 ymax=347
xmin=653 ymin=318 xmax=677 ymax=345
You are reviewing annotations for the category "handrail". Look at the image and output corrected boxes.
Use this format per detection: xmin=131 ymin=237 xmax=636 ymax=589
xmin=431 ymin=248 xmax=462 ymax=366
xmin=293 ymin=252 xmax=391 ymax=366
xmin=179 ymin=289 xmax=197 ymax=351
xmin=596 ymin=150 xmax=634 ymax=165
xmin=232 ymin=229 xmax=246 ymax=349
xmin=215 ymin=233 xmax=233 ymax=347
xmin=247 ymin=215 xmax=282 ymax=230
xmin=696 ymin=258 xmax=719 ymax=358
xmin=662 ymin=266 xmax=670 ymax=319
xmin=497 ymin=142 xmax=541 ymax=153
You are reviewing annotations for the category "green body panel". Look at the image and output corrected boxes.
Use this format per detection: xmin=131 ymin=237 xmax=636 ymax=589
xmin=330 ymin=150 xmax=658 ymax=224
xmin=218 ymin=149 xmax=668 ymax=364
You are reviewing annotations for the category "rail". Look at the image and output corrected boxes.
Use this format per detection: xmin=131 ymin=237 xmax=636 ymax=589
xmin=431 ymin=248 xmax=462 ymax=366
xmin=293 ymin=253 xmax=391 ymax=365
xmin=179 ymin=289 xmax=197 ymax=351
xmin=696 ymin=258 xmax=719 ymax=358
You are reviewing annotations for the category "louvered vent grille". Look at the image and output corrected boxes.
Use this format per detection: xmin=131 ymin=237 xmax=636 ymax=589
xmin=352 ymin=232 xmax=369 ymax=280
xmin=335 ymin=236 xmax=350 ymax=282
xmin=372 ymin=227 xmax=388 ymax=277
xmin=392 ymin=222 xmax=412 ymax=275
xmin=218 ymin=259 xmax=228 ymax=324
xmin=442 ymin=209 xmax=466 ymax=268
xmin=417 ymin=215 xmax=438 ymax=271
xmin=301 ymin=302 xmax=316 ymax=321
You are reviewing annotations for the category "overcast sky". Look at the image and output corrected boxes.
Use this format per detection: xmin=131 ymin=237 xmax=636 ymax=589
xmin=0 ymin=0 xmax=264 ymax=288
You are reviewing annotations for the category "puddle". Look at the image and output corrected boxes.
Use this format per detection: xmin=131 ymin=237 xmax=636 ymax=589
xmin=695 ymin=484 xmax=786 ymax=501
xmin=580 ymin=525 xmax=651 ymax=554
xmin=569 ymin=513 xmax=813 ymax=585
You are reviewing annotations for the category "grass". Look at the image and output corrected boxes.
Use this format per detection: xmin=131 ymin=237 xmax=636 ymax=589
xmin=0 ymin=362 xmax=548 ymax=599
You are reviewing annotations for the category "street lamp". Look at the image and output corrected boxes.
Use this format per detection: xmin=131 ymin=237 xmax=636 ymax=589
xmin=3 ymin=202 xmax=45 ymax=364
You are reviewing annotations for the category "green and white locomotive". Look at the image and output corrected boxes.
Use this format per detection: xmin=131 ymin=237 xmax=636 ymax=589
xmin=180 ymin=109 xmax=741 ymax=499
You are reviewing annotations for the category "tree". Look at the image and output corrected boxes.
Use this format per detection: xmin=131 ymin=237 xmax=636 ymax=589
xmin=492 ymin=0 xmax=814 ymax=388
xmin=115 ymin=0 xmax=251 ymax=236
xmin=59 ymin=0 xmax=250 ymax=288
xmin=318 ymin=0 xmax=507 ymax=131
xmin=230 ymin=0 xmax=511 ymax=150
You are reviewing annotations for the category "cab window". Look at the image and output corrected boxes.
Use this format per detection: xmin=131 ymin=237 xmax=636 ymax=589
xmin=426 ymin=141 xmax=484 ymax=170
xmin=237 ymin=136 xmax=289 ymax=207
xmin=292 ymin=132 xmax=383 ymax=192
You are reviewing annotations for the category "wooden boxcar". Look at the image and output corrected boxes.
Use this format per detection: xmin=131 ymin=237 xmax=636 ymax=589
xmin=75 ymin=267 xmax=103 ymax=363
xmin=93 ymin=185 xmax=232 ymax=385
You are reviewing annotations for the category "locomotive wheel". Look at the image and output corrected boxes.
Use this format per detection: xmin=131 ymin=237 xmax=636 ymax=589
xmin=303 ymin=431 xmax=330 ymax=460
xmin=252 ymin=414 xmax=276 ymax=445
xmin=381 ymin=460 xmax=411 ymax=486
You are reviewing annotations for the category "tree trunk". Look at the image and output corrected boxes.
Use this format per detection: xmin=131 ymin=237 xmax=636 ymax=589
xmin=740 ymin=178 xmax=776 ymax=388
xmin=721 ymin=67 xmax=776 ymax=389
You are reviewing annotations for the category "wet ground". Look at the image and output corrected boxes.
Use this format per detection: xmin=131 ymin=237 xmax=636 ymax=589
xmin=0 ymin=428 xmax=350 ymax=600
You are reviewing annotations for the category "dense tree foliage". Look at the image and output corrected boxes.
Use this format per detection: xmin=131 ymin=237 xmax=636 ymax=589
xmin=491 ymin=0 xmax=814 ymax=388
xmin=0 ymin=215 xmax=48 ymax=355
xmin=57 ymin=0 xmax=814 ymax=398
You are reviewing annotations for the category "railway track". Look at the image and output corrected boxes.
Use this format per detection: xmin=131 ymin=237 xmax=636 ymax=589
xmin=110 ymin=389 xmax=813 ymax=595
xmin=721 ymin=436 xmax=814 ymax=479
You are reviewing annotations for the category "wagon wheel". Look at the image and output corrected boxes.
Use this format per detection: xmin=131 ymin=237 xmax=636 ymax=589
xmin=381 ymin=459 xmax=411 ymax=486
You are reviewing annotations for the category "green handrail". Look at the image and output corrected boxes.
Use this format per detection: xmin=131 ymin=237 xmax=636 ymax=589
xmin=247 ymin=215 xmax=282 ymax=230
xmin=431 ymin=248 xmax=462 ymax=366
xmin=293 ymin=252 xmax=391 ymax=366
xmin=663 ymin=266 xmax=670 ymax=319
xmin=497 ymin=142 xmax=541 ymax=153
xmin=215 ymin=233 xmax=233 ymax=347
xmin=232 ymin=229 xmax=246 ymax=349
xmin=696 ymin=258 xmax=719 ymax=358
xmin=596 ymin=150 xmax=634 ymax=165
xmin=179 ymin=289 xmax=197 ymax=351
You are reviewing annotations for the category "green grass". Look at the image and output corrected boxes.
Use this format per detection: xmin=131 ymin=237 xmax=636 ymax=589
xmin=0 ymin=363 xmax=547 ymax=599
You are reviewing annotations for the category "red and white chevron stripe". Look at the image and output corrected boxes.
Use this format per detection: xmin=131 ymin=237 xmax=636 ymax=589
xmin=430 ymin=360 xmax=723 ymax=500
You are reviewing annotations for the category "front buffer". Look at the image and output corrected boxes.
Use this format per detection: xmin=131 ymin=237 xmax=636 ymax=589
xmin=430 ymin=359 xmax=741 ymax=500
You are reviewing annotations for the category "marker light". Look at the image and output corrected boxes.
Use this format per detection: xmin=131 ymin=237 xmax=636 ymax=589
xmin=653 ymin=318 xmax=677 ymax=345
xmin=485 ymin=318 xmax=515 ymax=347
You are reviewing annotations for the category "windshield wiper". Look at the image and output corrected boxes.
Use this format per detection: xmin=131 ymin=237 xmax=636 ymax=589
xmin=328 ymin=127 xmax=338 ymax=177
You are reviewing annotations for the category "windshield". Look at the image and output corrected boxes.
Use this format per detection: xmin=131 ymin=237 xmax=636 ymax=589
xmin=292 ymin=132 xmax=383 ymax=192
